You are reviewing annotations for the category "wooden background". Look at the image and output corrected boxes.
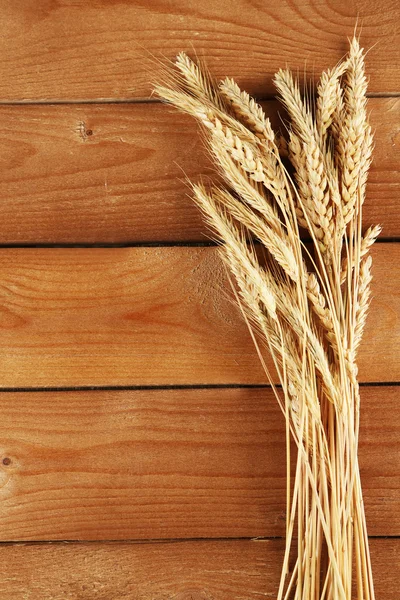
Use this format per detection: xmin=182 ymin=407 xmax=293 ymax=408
xmin=0 ymin=1 xmax=399 ymax=597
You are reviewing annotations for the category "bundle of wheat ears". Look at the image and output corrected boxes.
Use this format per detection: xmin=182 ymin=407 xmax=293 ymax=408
xmin=156 ymin=36 xmax=378 ymax=600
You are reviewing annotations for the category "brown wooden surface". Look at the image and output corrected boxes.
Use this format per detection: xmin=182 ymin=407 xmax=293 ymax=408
xmin=0 ymin=245 xmax=398 ymax=388
xmin=1 ymin=0 xmax=399 ymax=592
xmin=0 ymin=0 xmax=399 ymax=102
xmin=1 ymin=539 xmax=399 ymax=599
xmin=0 ymin=386 xmax=397 ymax=541
xmin=0 ymin=98 xmax=398 ymax=243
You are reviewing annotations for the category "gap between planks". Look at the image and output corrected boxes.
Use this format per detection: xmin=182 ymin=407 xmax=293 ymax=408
xmin=0 ymin=92 xmax=399 ymax=106
xmin=0 ymin=535 xmax=398 ymax=546
xmin=0 ymin=381 xmax=399 ymax=393
xmin=0 ymin=238 xmax=398 ymax=249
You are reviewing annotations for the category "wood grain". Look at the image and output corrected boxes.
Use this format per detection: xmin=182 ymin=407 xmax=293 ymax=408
xmin=1 ymin=0 xmax=399 ymax=588
xmin=1 ymin=539 xmax=399 ymax=599
xmin=0 ymin=0 xmax=399 ymax=101
xmin=0 ymin=99 xmax=398 ymax=243
xmin=0 ymin=245 xmax=398 ymax=387
xmin=0 ymin=386 xmax=397 ymax=540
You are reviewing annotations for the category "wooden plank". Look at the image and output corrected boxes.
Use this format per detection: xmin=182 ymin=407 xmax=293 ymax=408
xmin=0 ymin=539 xmax=399 ymax=599
xmin=0 ymin=386 xmax=397 ymax=540
xmin=0 ymin=1 xmax=399 ymax=101
xmin=0 ymin=99 xmax=398 ymax=243
xmin=0 ymin=245 xmax=398 ymax=387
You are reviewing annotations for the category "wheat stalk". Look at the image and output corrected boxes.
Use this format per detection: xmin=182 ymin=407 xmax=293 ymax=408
xmin=155 ymin=35 xmax=378 ymax=600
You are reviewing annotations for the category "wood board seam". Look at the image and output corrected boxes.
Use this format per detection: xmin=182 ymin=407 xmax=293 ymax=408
xmin=0 ymin=381 xmax=399 ymax=393
xmin=0 ymin=92 xmax=398 ymax=106
xmin=0 ymin=535 xmax=397 ymax=546
xmin=0 ymin=239 xmax=398 ymax=249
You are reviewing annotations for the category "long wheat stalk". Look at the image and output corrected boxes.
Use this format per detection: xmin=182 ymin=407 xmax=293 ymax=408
xmin=155 ymin=36 xmax=377 ymax=600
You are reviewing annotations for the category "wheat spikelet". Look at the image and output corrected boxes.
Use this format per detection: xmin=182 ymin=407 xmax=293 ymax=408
xmin=316 ymin=61 xmax=348 ymax=144
xmin=274 ymin=68 xmax=315 ymax=140
xmin=361 ymin=224 xmax=382 ymax=255
xmin=208 ymin=138 xmax=282 ymax=231
xmin=192 ymin=183 xmax=277 ymax=320
xmin=353 ymin=254 xmax=373 ymax=355
xmin=336 ymin=38 xmax=373 ymax=224
xmin=306 ymin=273 xmax=337 ymax=342
xmin=212 ymin=187 xmax=299 ymax=281
xmin=289 ymin=132 xmax=334 ymax=252
xmin=340 ymin=224 xmax=382 ymax=283
xmin=275 ymin=71 xmax=336 ymax=256
xmin=219 ymin=77 xmax=276 ymax=143
xmin=174 ymin=51 xmax=225 ymax=109
xmin=213 ymin=126 xmax=292 ymax=215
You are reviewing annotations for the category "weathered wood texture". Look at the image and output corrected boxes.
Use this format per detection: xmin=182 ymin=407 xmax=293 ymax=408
xmin=0 ymin=539 xmax=399 ymax=599
xmin=0 ymin=386 xmax=397 ymax=541
xmin=0 ymin=99 xmax=398 ymax=243
xmin=0 ymin=245 xmax=398 ymax=388
xmin=0 ymin=0 xmax=398 ymax=101
xmin=0 ymin=0 xmax=398 ymax=594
